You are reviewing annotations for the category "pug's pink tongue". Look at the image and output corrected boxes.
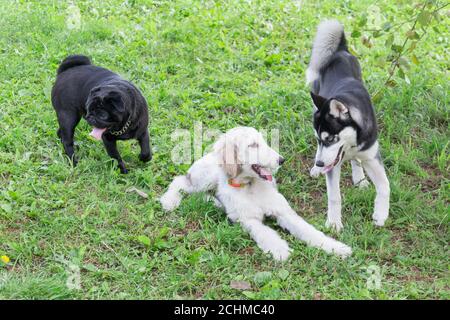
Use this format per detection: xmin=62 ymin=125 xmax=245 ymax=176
xmin=90 ymin=127 xmax=107 ymax=140
xmin=260 ymin=168 xmax=273 ymax=181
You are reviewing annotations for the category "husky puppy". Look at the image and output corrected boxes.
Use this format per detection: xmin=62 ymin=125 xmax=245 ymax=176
xmin=306 ymin=20 xmax=390 ymax=231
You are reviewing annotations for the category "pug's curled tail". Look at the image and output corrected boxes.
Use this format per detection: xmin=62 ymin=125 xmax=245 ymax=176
xmin=57 ymin=55 xmax=91 ymax=75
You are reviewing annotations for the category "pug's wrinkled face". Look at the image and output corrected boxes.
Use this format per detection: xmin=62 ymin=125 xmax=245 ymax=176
xmin=85 ymin=86 xmax=126 ymax=130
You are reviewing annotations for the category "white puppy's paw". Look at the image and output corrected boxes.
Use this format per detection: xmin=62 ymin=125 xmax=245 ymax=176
xmin=325 ymin=218 xmax=343 ymax=232
xmin=266 ymin=241 xmax=291 ymax=262
xmin=159 ymin=192 xmax=181 ymax=211
xmin=332 ymin=242 xmax=352 ymax=258
xmin=310 ymin=166 xmax=322 ymax=178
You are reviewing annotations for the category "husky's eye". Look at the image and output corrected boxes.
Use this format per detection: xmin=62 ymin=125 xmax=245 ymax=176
xmin=321 ymin=135 xmax=339 ymax=146
xmin=248 ymin=142 xmax=259 ymax=148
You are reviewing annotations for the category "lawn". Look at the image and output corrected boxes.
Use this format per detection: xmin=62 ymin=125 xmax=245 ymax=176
xmin=0 ymin=0 xmax=448 ymax=299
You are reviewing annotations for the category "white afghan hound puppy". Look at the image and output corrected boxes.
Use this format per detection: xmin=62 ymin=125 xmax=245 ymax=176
xmin=160 ymin=127 xmax=352 ymax=261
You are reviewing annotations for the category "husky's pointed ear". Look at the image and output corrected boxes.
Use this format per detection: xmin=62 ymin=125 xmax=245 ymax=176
xmin=310 ymin=92 xmax=327 ymax=111
xmin=329 ymin=99 xmax=349 ymax=119
xmin=214 ymin=134 xmax=241 ymax=178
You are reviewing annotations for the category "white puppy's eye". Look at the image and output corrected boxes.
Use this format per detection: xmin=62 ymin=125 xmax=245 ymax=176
xmin=248 ymin=142 xmax=259 ymax=148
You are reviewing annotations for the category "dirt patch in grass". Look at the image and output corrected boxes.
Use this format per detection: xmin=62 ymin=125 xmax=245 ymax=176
xmin=170 ymin=220 xmax=201 ymax=237
xmin=237 ymin=246 xmax=255 ymax=256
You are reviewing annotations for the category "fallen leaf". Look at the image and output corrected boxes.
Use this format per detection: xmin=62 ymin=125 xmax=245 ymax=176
xmin=230 ymin=280 xmax=252 ymax=290
xmin=126 ymin=187 xmax=148 ymax=199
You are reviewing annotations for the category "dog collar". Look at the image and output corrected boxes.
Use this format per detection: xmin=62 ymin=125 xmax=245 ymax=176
xmin=228 ymin=179 xmax=246 ymax=188
xmin=109 ymin=115 xmax=132 ymax=136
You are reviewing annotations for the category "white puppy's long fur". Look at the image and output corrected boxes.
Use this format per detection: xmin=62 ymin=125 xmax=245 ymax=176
xmin=160 ymin=127 xmax=352 ymax=261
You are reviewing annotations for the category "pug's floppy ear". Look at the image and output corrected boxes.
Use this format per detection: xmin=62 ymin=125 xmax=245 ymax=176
xmin=329 ymin=99 xmax=349 ymax=119
xmin=310 ymin=92 xmax=327 ymax=111
xmin=105 ymin=91 xmax=125 ymax=112
xmin=214 ymin=134 xmax=241 ymax=178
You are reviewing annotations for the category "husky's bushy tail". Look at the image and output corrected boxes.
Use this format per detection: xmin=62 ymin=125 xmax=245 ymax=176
xmin=57 ymin=55 xmax=91 ymax=75
xmin=306 ymin=20 xmax=347 ymax=84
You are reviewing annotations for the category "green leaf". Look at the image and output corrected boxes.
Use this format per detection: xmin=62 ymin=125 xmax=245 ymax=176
xmin=392 ymin=44 xmax=403 ymax=53
xmin=278 ymin=269 xmax=290 ymax=280
xmin=382 ymin=22 xmax=392 ymax=31
xmin=264 ymin=53 xmax=282 ymax=66
xmin=0 ymin=203 xmax=12 ymax=214
xmin=137 ymin=235 xmax=151 ymax=247
xmin=358 ymin=14 xmax=367 ymax=27
xmin=385 ymin=34 xmax=394 ymax=47
xmin=386 ymin=79 xmax=397 ymax=87
xmin=158 ymin=226 xmax=170 ymax=238
xmin=411 ymin=54 xmax=419 ymax=65
xmin=351 ymin=30 xmax=361 ymax=38
xmin=417 ymin=11 xmax=431 ymax=26
xmin=254 ymin=271 xmax=272 ymax=286
xmin=83 ymin=263 xmax=99 ymax=272
xmin=372 ymin=91 xmax=383 ymax=103
xmin=398 ymin=56 xmax=410 ymax=69
xmin=243 ymin=291 xmax=257 ymax=299
xmin=372 ymin=30 xmax=383 ymax=38
xmin=406 ymin=30 xmax=420 ymax=40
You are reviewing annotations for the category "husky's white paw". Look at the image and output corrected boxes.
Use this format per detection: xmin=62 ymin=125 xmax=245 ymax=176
xmin=325 ymin=218 xmax=343 ymax=232
xmin=373 ymin=215 xmax=387 ymax=227
xmin=160 ymin=192 xmax=181 ymax=211
xmin=310 ymin=166 xmax=322 ymax=178
xmin=265 ymin=241 xmax=291 ymax=262
xmin=356 ymin=179 xmax=370 ymax=188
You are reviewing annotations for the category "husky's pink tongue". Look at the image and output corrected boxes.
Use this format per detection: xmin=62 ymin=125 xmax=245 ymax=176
xmin=90 ymin=127 xmax=107 ymax=140
xmin=260 ymin=167 xmax=273 ymax=181
xmin=322 ymin=165 xmax=334 ymax=174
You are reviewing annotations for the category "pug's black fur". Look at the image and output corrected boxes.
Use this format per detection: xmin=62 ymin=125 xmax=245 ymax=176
xmin=51 ymin=55 xmax=152 ymax=173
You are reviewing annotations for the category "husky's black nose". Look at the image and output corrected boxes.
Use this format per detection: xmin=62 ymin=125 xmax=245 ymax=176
xmin=278 ymin=157 xmax=285 ymax=165
xmin=315 ymin=160 xmax=325 ymax=167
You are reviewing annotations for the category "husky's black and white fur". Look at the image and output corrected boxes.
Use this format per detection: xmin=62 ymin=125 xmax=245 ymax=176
xmin=306 ymin=20 xmax=390 ymax=231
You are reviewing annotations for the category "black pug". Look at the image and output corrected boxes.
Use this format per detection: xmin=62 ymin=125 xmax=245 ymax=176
xmin=51 ymin=55 xmax=152 ymax=173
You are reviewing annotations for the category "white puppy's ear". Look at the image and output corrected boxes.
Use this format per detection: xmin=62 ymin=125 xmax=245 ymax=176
xmin=329 ymin=99 xmax=349 ymax=119
xmin=214 ymin=134 xmax=241 ymax=178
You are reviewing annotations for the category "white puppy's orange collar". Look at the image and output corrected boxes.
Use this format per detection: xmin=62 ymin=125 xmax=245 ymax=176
xmin=228 ymin=179 xmax=246 ymax=188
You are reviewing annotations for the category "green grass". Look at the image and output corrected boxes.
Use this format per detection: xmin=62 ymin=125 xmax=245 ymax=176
xmin=0 ymin=0 xmax=448 ymax=299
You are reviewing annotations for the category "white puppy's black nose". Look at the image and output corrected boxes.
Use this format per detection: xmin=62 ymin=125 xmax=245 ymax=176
xmin=278 ymin=157 xmax=285 ymax=165
xmin=315 ymin=160 xmax=325 ymax=167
